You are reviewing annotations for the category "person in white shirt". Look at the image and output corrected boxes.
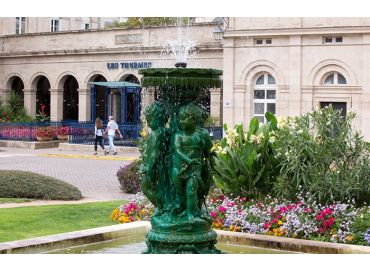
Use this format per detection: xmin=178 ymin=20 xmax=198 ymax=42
xmin=105 ymin=115 xmax=123 ymax=155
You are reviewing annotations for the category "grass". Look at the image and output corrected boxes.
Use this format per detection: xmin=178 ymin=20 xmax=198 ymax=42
xmin=0 ymin=198 xmax=32 ymax=204
xmin=0 ymin=200 xmax=126 ymax=243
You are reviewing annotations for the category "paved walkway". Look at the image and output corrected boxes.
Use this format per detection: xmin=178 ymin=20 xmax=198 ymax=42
xmin=0 ymin=146 xmax=141 ymax=204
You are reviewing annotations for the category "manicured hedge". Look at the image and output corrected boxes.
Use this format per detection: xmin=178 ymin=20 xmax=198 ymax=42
xmin=0 ymin=170 xmax=82 ymax=200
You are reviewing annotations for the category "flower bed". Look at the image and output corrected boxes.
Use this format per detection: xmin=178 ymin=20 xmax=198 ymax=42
xmin=111 ymin=192 xmax=370 ymax=246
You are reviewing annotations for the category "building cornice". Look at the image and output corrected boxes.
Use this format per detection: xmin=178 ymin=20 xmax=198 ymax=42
xmin=224 ymin=25 xmax=370 ymax=38
xmin=0 ymin=44 xmax=222 ymax=58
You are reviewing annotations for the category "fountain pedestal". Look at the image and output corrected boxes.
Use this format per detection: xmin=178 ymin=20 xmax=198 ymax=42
xmin=144 ymin=215 xmax=219 ymax=254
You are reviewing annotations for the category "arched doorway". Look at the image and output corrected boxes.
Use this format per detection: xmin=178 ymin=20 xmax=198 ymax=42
xmin=120 ymin=74 xmax=140 ymax=84
xmin=36 ymin=76 xmax=51 ymax=117
xmin=91 ymin=75 xmax=107 ymax=120
xmin=63 ymin=76 xmax=79 ymax=121
xmin=119 ymin=74 xmax=140 ymax=123
xmin=10 ymin=77 xmax=25 ymax=108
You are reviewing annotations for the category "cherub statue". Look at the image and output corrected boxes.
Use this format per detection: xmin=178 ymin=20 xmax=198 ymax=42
xmin=171 ymin=103 xmax=213 ymax=223
xmin=140 ymin=101 xmax=169 ymax=214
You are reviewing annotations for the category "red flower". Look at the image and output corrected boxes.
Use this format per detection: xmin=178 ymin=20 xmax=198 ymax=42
xmin=263 ymin=222 xmax=271 ymax=230
xmin=316 ymin=215 xmax=323 ymax=221
xmin=327 ymin=217 xmax=335 ymax=226
xmin=319 ymin=227 xmax=325 ymax=234
xmin=271 ymin=219 xmax=278 ymax=224
xmin=210 ymin=211 xmax=217 ymax=218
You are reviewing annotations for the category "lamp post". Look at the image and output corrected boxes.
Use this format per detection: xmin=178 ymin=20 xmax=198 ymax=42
xmin=213 ymin=17 xmax=229 ymax=44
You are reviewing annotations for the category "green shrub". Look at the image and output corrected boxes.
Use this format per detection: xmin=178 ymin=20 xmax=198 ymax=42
xmin=117 ymin=160 xmax=142 ymax=194
xmin=0 ymin=170 xmax=82 ymax=200
xmin=0 ymin=91 xmax=33 ymax=122
xmin=212 ymin=112 xmax=278 ymax=198
xmin=273 ymin=105 xmax=370 ymax=205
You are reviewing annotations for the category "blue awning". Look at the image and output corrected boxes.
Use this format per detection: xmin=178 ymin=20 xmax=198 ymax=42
xmin=88 ymin=81 xmax=141 ymax=88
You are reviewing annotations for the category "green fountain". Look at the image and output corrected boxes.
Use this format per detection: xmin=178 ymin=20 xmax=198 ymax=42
xmin=138 ymin=22 xmax=223 ymax=253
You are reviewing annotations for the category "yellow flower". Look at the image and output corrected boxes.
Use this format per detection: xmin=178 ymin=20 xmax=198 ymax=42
xmin=110 ymin=209 xmax=120 ymax=221
xmin=344 ymin=235 xmax=353 ymax=243
xmin=278 ymin=220 xmax=283 ymax=226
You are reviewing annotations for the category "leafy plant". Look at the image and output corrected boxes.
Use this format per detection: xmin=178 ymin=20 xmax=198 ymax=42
xmin=0 ymin=91 xmax=33 ymax=122
xmin=212 ymin=112 xmax=278 ymax=198
xmin=273 ymin=105 xmax=370 ymax=205
xmin=34 ymin=110 xmax=50 ymax=122
xmin=117 ymin=160 xmax=142 ymax=194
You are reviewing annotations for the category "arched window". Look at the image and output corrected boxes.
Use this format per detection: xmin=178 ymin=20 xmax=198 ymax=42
xmin=253 ymin=73 xmax=276 ymax=123
xmin=323 ymin=72 xmax=347 ymax=85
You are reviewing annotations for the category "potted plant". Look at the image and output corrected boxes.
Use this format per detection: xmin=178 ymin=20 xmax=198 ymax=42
xmin=36 ymin=127 xmax=55 ymax=141
xmin=56 ymin=126 xmax=69 ymax=141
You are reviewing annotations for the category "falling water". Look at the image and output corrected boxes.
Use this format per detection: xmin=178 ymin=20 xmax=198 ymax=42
xmin=159 ymin=18 xmax=198 ymax=67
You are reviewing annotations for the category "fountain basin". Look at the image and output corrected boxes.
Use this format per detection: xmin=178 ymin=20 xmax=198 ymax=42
xmin=1 ymin=221 xmax=369 ymax=254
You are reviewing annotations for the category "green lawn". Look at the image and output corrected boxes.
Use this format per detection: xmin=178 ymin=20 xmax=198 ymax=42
xmin=0 ymin=200 xmax=125 ymax=243
xmin=0 ymin=198 xmax=32 ymax=204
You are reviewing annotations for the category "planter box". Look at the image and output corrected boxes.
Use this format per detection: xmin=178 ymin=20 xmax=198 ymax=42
xmin=36 ymin=136 xmax=53 ymax=142
xmin=57 ymin=135 xmax=68 ymax=141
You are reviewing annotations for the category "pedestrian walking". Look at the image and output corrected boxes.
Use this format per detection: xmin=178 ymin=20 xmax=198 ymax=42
xmin=93 ymin=117 xmax=107 ymax=155
xmin=105 ymin=115 xmax=123 ymax=155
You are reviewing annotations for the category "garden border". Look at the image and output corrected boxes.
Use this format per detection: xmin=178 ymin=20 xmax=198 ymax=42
xmin=0 ymin=221 xmax=368 ymax=254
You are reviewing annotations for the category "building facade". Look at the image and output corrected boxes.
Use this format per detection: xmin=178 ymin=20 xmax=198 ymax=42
xmin=1 ymin=17 xmax=370 ymax=139
xmin=223 ymin=17 xmax=370 ymax=140
xmin=0 ymin=17 xmax=223 ymax=125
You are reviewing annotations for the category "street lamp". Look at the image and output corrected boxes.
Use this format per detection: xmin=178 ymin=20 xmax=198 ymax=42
xmin=213 ymin=17 xmax=229 ymax=43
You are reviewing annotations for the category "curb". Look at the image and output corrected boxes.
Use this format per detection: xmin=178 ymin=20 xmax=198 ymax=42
xmin=215 ymin=230 xmax=370 ymax=254
xmin=0 ymin=222 xmax=151 ymax=254
xmin=59 ymin=143 xmax=139 ymax=153
xmin=1 ymin=222 xmax=369 ymax=254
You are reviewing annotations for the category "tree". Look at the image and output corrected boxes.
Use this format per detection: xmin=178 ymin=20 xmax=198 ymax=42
xmin=105 ymin=17 xmax=190 ymax=29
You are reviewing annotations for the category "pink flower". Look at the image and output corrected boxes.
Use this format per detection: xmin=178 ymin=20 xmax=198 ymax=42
xmin=279 ymin=207 xmax=287 ymax=213
xmin=227 ymin=202 xmax=235 ymax=207
xmin=287 ymin=204 xmax=295 ymax=210
xmin=210 ymin=211 xmax=217 ymax=218
xmin=275 ymin=214 xmax=282 ymax=220
xmin=304 ymin=208 xmax=312 ymax=213
xmin=316 ymin=215 xmax=323 ymax=221
xmin=319 ymin=227 xmax=325 ymax=234
xmin=218 ymin=206 xmax=227 ymax=213
xmin=322 ymin=208 xmax=333 ymax=216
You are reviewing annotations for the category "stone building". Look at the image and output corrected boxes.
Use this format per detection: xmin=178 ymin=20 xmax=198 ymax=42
xmin=222 ymin=17 xmax=370 ymax=140
xmin=1 ymin=17 xmax=370 ymax=139
xmin=0 ymin=17 xmax=223 ymax=124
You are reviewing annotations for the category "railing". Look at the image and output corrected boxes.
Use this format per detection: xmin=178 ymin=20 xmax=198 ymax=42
xmin=0 ymin=122 xmax=223 ymax=146
xmin=67 ymin=122 xmax=141 ymax=147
